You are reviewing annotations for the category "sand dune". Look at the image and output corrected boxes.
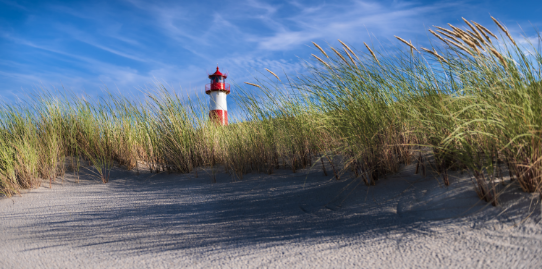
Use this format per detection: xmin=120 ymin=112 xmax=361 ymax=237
xmin=1 ymin=164 xmax=541 ymax=268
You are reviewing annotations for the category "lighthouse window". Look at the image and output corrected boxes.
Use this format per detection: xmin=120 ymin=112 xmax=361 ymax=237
xmin=213 ymin=77 xmax=223 ymax=83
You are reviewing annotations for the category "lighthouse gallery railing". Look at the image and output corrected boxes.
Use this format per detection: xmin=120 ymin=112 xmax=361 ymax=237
xmin=205 ymin=83 xmax=231 ymax=94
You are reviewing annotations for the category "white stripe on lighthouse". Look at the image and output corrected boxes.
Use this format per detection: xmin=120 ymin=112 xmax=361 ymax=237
xmin=209 ymin=91 xmax=228 ymax=111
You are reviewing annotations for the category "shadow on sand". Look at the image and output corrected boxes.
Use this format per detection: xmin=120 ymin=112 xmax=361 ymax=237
xmin=13 ymin=163 xmax=539 ymax=257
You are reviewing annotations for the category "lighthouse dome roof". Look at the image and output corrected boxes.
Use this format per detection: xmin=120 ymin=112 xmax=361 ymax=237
xmin=209 ymin=66 xmax=227 ymax=78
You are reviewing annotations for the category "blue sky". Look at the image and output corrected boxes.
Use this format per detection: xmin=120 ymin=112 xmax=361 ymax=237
xmin=1 ymin=0 xmax=541 ymax=101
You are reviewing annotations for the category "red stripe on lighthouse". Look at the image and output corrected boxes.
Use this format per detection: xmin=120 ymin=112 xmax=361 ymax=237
xmin=209 ymin=110 xmax=228 ymax=125
xmin=207 ymin=66 xmax=229 ymax=126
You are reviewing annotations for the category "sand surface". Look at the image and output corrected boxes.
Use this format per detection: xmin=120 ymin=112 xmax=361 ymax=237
xmin=1 ymin=163 xmax=541 ymax=268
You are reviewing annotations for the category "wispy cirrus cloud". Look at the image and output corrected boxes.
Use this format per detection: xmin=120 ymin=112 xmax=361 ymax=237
xmin=52 ymin=24 xmax=150 ymax=63
xmin=252 ymin=0 xmax=461 ymax=51
xmin=0 ymin=0 xmax=540 ymax=100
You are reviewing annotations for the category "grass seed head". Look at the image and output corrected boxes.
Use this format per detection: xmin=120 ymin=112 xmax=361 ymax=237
xmin=457 ymin=33 xmax=481 ymax=53
xmin=466 ymin=30 xmax=485 ymax=46
xmin=448 ymin=24 xmax=479 ymax=50
xmin=312 ymin=42 xmax=329 ymax=58
xmin=491 ymin=16 xmax=516 ymax=45
xmin=448 ymin=24 xmax=466 ymax=36
xmin=437 ymin=30 xmax=464 ymax=45
xmin=244 ymin=82 xmax=262 ymax=88
xmin=436 ymin=54 xmax=448 ymax=63
xmin=312 ymin=54 xmax=332 ymax=69
xmin=421 ymin=47 xmax=448 ymax=63
xmin=447 ymin=39 xmax=475 ymax=57
xmin=363 ymin=42 xmax=380 ymax=64
xmin=429 ymin=29 xmax=445 ymax=41
xmin=265 ymin=68 xmax=280 ymax=81
xmin=465 ymin=30 xmax=486 ymax=50
xmin=435 ymin=26 xmax=461 ymax=38
xmin=490 ymin=48 xmax=508 ymax=68
xmin=331 ymin=47 xmax=351 ymax=67
xmin=343 ymin=47 xmax=357 ymax=67
xmin=394 ymin=36 xmax=418 ymax=52
xmin=462 ymin=17 xmax=485 ymax=44
xmin=474 ymin=21 xmax=498 ymax=40
xmin=338 ymin=39 xmax=360 ymax=61
xmin=472 ymin=21 xmax=492 ymax=43
xmin=430 ymin=29 xmax=474 ymax=56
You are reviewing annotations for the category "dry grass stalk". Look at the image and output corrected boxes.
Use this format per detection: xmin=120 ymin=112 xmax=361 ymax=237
xmin=446 ymin=38 xmax=475 ymax=56
xmin=458 ymin=32 xmax=475 ymax=44
xmin=363 ymin=42 xmax=380 ymax=64
xmin=338 ymin=39 xmax=360 ymax=61
xmin=460 ymin=34 xmax=476 ymax=47
xmin=465 ymin=29 xmax=486 ymax=47
xmin=343 ymin=47 xmax=357 ymax=67
xmin=474 ymin=21 xmax=498 ymax=40
xmin=437 ymin=30 xmax=463 ymax=45
xmin=430 ymin=30 xmax=474 ymax=56
xmin=465 ymin=30 xmax=486 ymax=51
xmin=462 ymin=17 xmax=485 ymax=43
xmin=429 ymin=30 xmax=447 ymax=43
xmin=394 ymin=36 xmax=418 ymax=52
xmin=265 ymin=68 xmax=280 ymax=81
xmin=312 ymin=54 xmax=332 ymax=69
xmin=312 ymin=42 xmax=329 ymax=58
xmin=449 ymin=26 xmax=481 ymax=52
xmin=491 ymin=17 xmax=516 ymax=45
xmin=435 ymin=26 xmax=460 ymax=38
xmin=458 ymin=32 xmax=479 ymax=50
xmin=421 ymin=47 xmax=448 ymax=63
xmin=490 ymin=48 xmax=508 ymax=68
xmin=472 ymin=21 xmax=492 ymax=43
xmin=244 ymin=82 xmax=262 ymax=88
xmin=472 ymin=44 xmax=482 ymax=54
xmin=448 ymin=24 xmax=467 ymax=37
xmin=456 ymin=33 xmax=481 ymax=53
xmin=331 ymin=47 xmax=351 ymax=66
xmin=421 ymin=47 xmax=432 ymax=53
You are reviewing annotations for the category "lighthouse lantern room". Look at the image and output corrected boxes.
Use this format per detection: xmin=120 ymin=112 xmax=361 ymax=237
xmin=205 ymin=66 xmax=230 ymax=125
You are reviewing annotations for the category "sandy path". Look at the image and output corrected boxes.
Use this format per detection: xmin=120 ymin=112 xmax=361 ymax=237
xmin=1 ymin=164 xmax=541 ymax=268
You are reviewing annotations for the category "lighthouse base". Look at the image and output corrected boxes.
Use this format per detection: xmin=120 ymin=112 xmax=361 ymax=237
xmin=209 ymin=110 xmax=228 ymax=125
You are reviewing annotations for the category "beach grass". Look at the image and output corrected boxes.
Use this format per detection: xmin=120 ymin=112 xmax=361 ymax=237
xmin=1 ymin=17 xmax=541 ymax=205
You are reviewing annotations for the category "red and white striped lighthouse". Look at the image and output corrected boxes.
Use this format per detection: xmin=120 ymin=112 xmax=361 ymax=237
xmin=205 ymin=66 xmax=230 ymax=125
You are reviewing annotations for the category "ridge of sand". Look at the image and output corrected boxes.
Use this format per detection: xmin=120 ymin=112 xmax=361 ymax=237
xmin=1 ymin=163 xmax=541 ymax=268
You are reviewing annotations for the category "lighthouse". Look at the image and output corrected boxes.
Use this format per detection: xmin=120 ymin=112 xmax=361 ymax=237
xmin=206 ymin=66 xmax=230 ymax=125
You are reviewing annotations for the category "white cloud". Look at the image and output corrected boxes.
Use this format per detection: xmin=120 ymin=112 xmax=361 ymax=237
xmin=4 ymin=0 xmax=539 ymax=101
xmin=253 ymin=0 xmax=460 ymax=51
xmin=53 ymin=24 xmax=151 ymax=63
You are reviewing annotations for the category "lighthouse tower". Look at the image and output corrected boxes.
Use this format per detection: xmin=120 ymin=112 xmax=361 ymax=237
xmin=205 ymin=66 xmax=230 ymax=125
